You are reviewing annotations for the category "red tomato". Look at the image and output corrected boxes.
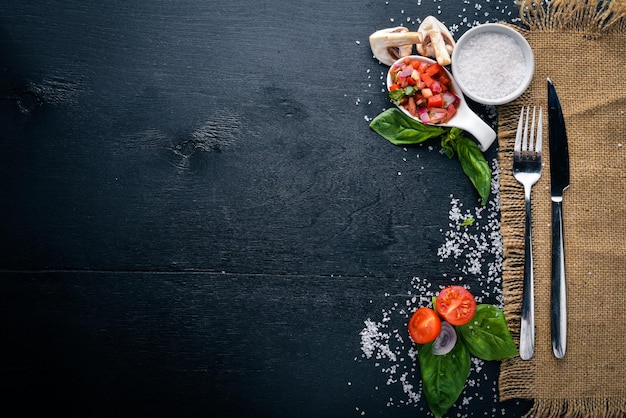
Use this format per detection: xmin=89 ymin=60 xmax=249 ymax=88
xmin=427 ymin=94 xmax=443 ymax=108
xmin=408 ymin=307 xmax=442 ymax=344
xmin=437 ymin=73 xmax=451 ymax=86
xmin=419 ymin=72 xmax=434 ymax=88
xmin=424 ymin=62 xmax=443 ymax=77
xmin=435 ymin=286 xmax=477 ymax=326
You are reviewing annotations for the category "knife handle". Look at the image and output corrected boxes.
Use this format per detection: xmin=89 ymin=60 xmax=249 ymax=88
xmin=551 ymin=198 xmax=567 ymax=358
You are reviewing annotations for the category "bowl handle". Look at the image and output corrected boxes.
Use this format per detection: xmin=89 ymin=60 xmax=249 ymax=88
xmin=449 ymin=110 xmax=496 ymax=151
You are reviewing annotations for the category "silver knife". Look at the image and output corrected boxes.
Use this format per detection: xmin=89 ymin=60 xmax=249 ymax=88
xmin=547 ymin=78 xmax=569 ymax=359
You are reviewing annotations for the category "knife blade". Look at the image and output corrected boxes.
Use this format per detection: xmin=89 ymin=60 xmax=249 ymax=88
xmin=547 ymin=78 xmax=569 ymax=359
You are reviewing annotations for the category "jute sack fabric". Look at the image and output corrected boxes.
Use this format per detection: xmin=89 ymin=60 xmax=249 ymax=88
xmin=497 ymin=1 xmax=626 ymax=417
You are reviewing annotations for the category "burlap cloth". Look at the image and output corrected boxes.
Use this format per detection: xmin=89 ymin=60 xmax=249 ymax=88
xmin=497 ymin=1 xmax=626 ymax=416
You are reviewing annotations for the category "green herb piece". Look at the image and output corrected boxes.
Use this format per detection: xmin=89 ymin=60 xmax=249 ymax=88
xmin=388 ymin=86 xmax=416 ymax=105
xmin=369 ymin=108 xmax=446 ymax=146
xmin=369 ymin=109 xmax=491 ymax=205
xmin=460 ymin=217 xmax=475 ymax=227
xmin=457 ymin=304 xmax=518 ymax=361
xmin=418 ymin=338 xmax=471 ymax=418
xmin=388 ymin=89 xmax=405 ymax=104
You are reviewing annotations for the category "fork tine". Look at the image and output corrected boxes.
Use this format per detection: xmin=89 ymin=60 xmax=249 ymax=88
xmin=529 ymin=106 xmax=536 ymax=152
xmin=536 ymin=107 xmax=543 ymax=152
xmin=522 ymin=106 xmax=530 ymax=152
xmin=515 ymin=106 xmax=525 ymax=152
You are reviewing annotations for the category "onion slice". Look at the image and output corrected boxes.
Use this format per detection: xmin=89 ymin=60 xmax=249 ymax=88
xmin=398 ymin=68 xmax=414 ymax=78
xmin=431 ymin=321 xmax=457 ymax=355
xmin=442 ymin=92 xmax=458 ymax=107
xmin=417 ymin=107 xmax=430 ymax=123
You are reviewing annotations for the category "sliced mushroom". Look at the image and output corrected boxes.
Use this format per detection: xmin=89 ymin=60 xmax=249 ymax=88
xmin=369 ymin=27 xmax=422 ymax=66
xmin=416 ymin=16 xmax=455 ymax=66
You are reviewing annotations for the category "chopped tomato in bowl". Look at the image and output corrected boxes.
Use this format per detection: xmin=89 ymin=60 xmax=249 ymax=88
xmin=387 ymin=56 xmax=460 ymax=124
xmin=385 ymin=55 xmax=498 ymax=151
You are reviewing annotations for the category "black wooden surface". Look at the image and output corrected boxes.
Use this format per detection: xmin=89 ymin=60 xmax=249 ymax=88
xmin=1 ymin=1 xmax=531 ymax=416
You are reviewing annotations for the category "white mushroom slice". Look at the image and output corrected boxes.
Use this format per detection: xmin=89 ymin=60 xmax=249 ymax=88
xmin=369 ymin=27 xmax=422 ymax=66
xmin=416 ymin=16 xmax=455 ymax=66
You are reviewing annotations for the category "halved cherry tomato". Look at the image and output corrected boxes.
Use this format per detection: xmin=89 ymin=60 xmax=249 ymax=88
xmin=408 ymin=307 xmax=441 ymax=344
xmin=435 ymin=286 xmax=476 ymax=326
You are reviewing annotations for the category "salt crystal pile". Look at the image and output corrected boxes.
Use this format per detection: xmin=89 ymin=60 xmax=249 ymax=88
xmin=454 ymin=32 xmax=527 ymax=100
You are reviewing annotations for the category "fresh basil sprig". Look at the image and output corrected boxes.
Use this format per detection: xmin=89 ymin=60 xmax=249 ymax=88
xmin=369 ymin=108 xmax=491 ymax=205
xmin=417 ymin=304 xmax=517 ymax=417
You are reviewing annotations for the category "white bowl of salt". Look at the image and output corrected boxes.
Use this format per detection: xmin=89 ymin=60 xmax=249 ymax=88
xmin=451 ymin=23 xmax=534 ymax=106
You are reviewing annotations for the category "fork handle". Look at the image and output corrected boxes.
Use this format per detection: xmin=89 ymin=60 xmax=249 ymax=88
xmin=551 ymin=198 xmax=567 ymax=359
xmin=519 ymin=193 xmax=535 ymax=360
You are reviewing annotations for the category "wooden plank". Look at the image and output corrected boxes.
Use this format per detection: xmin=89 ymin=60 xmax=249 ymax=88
xmin=0 ymin=0 xmax=529 ymax=416
xmin=0 ymin=271 xmax=529 ymax=417
xmin=0 ymin=0 xmax=491 ymax=275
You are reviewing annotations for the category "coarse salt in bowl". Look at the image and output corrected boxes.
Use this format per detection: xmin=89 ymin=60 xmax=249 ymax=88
xmin=451 ymin=23 xmax=534 ymax=106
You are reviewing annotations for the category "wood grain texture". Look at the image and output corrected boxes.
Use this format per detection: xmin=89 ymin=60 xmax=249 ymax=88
xmin=0 ymin=0 xmax=530 ymax=416
xmin=1 ymin=271 xmax=515 ymax=417
xmin=0 ymin=0 xmax=483 ymax=276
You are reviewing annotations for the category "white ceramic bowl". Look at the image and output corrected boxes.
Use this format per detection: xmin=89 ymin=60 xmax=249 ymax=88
xmin=451 ymin=23 xmax=534 ymax=105
xmin=386 ymin=55 xmax=496 ymax=151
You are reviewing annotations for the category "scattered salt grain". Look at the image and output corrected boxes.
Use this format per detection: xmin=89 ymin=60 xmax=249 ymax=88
xmin=358 ymin=1 xmax=520 ymax=415
xmin=358 ymin=159 xmax=507 ymax=412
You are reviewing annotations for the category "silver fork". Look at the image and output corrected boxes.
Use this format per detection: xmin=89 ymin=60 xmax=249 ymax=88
xmin=513 ymin=106 xmax=542 ymax=361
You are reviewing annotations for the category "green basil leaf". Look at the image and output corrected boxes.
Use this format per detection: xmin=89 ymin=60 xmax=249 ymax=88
xmin=452 ymin=133 xmax=491 ymax=205
xmin=441 ymin=133 xmax=455 ymax=159
xmin=457 ymin=304 xmax=518 ymax=361
xmin=440 ymin=128 xmax=454 ymax=158
xmin=441 ymin=140 xmax=454 ymax=159
xmin=418 ymin=339 xmax=471 ymax=418
xmin=369 ymin=108 xmax=446 ymax=146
